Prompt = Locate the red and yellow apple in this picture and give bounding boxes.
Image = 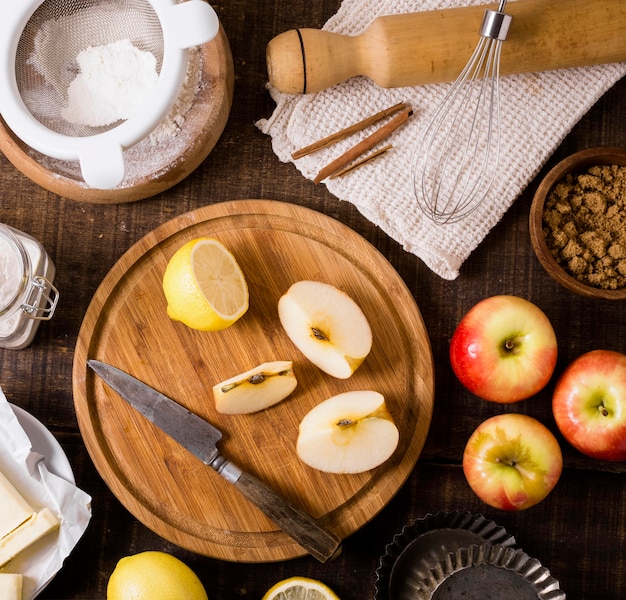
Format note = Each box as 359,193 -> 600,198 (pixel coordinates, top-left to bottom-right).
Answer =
463,413 -> 563,510
450,295 -> 558,403
552,349 -> 626,461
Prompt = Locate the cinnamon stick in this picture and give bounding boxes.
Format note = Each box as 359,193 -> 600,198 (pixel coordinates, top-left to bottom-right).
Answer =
329,144 -> 393,179
291,102 -> 409,160
314,106 -> 412,184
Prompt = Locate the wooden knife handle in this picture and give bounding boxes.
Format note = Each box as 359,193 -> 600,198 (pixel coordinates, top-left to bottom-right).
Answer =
213,457 -> 341,562
266,0 -> 626,94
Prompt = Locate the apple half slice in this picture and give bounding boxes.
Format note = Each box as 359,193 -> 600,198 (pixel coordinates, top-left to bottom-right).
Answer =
278,280 -> 372,379
297,390 -> 399,474
213,361 -> 297,414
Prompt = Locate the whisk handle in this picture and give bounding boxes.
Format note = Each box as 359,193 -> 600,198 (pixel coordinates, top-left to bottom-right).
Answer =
267,0 -> 626,95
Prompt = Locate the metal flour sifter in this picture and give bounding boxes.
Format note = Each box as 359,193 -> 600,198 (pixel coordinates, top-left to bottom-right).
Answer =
0,0 -> 219,189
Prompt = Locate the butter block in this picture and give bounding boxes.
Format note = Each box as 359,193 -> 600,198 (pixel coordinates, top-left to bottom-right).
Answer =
0,508 -> 60,568
0,470 -> 34,540
0,573 -> 23,600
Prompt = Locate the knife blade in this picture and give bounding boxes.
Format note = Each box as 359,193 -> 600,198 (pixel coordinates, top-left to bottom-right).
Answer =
87,359 -> 341,563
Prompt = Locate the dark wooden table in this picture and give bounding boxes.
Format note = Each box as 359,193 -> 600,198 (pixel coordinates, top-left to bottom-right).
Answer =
2,1 -> 626,598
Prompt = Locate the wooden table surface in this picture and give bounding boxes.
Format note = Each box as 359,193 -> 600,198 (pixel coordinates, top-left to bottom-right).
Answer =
2,1 -> 626,598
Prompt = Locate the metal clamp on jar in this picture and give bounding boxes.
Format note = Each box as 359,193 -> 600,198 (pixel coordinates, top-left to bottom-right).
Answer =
0,223 -> 58,349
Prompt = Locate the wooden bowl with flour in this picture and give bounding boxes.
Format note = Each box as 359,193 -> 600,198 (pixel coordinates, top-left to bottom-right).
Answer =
0,26 -> 233,204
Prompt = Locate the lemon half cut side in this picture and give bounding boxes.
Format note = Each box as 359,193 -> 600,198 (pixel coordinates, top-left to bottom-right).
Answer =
162,237 -> 249,331
262,576 -> 341,600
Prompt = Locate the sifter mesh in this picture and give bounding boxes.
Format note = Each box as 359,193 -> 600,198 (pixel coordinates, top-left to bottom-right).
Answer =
15,0 -> 164,138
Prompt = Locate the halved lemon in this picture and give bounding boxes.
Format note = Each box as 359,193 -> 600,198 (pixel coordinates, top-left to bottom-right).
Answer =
162,237 -> 248,331
261,576 -> 340,600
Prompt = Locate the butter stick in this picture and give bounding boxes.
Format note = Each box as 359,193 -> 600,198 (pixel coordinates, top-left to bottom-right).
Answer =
0,508 -> 60,568
0,573 -> 23,600
0,470 -> 34,540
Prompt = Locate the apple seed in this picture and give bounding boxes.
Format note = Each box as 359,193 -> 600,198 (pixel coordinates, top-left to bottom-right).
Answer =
219,373 -> 266,392
311,326 -> 329,342
249,369 -> 293,384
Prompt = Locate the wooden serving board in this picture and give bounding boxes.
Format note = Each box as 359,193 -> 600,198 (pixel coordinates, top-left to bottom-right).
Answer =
72,200 -> 435,562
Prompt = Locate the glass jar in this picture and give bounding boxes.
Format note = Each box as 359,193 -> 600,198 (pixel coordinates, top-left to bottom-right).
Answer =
0,224 -> 59,349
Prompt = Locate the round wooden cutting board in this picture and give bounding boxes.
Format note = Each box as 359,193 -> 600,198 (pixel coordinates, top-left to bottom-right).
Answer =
72,199 -> 435,562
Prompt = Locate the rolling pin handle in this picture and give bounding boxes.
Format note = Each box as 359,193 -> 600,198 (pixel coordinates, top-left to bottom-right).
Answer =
266,28 -> 362,94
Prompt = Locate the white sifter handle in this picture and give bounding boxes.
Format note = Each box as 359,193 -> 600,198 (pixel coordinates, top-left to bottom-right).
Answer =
167,0 -> 220,48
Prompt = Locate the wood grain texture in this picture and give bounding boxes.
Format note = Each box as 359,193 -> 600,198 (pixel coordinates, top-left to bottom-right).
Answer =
0,26 -> 233,204
71,199 -> 434,562
0,0 -> 625,595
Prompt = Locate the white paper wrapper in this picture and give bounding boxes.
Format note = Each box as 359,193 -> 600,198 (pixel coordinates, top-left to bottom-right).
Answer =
0,389 -> 92,599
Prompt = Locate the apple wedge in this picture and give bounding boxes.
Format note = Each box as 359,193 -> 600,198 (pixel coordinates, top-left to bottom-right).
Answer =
278,280 -> 372,379
296,390 -> 399,474
213,361 -> 297,414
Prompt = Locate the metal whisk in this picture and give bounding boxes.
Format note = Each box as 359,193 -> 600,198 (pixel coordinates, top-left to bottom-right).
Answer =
412,0 -> 513,225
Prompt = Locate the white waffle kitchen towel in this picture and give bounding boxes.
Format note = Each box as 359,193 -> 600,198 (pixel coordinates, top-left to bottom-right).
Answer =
257,0 -> 626,280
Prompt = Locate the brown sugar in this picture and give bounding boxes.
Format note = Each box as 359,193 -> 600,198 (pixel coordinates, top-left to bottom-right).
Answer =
542,164 -> 626,290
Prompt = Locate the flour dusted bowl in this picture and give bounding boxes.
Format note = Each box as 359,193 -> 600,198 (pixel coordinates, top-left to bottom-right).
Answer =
0,0 -> 233,202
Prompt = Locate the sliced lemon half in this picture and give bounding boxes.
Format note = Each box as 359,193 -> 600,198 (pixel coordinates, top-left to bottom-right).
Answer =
162,237 -> 249,331
262,576 -> 340,600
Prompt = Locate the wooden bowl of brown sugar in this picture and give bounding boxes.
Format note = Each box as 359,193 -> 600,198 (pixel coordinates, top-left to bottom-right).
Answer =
530,147 -> 626,300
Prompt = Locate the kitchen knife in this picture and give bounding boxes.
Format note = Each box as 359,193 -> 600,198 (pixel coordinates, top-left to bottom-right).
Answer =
87,359 -> 341,563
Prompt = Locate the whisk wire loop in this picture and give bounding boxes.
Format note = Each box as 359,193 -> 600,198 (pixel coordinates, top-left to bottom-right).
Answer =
457,38 -> 502,217
412,3 -> 512,225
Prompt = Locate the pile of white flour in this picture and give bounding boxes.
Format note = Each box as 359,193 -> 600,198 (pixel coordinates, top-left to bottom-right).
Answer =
61,38 -> 158,127
27,3 -> 160,128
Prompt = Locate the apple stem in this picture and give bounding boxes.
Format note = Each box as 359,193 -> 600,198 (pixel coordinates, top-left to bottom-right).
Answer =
504,339 -> 516,353
599,404 -> 610,417
495,457 -> 516,467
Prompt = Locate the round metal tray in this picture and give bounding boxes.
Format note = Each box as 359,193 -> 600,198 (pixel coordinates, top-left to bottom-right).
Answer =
375,511 -> 517,600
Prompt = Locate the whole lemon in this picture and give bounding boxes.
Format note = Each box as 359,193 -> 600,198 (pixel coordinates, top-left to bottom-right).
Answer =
107,551 -> 208,600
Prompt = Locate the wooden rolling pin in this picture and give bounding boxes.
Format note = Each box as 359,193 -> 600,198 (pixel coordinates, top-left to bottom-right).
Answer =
266,0 -> 626,94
